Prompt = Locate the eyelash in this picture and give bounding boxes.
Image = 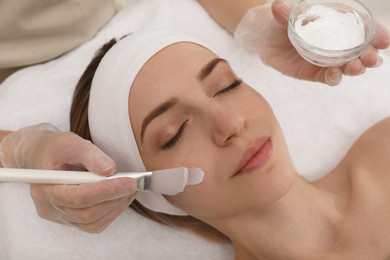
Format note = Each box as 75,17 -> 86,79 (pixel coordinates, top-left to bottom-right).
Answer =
213,79 -> 242,97
160,78 -> 242,150
161,119 -> 188,150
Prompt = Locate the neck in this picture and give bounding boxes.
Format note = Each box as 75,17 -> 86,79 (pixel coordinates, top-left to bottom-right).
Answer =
207,175 -> 348,259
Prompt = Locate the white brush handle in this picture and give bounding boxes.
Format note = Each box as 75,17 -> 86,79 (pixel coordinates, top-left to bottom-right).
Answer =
0,168 -> 107,184
0,167 -> 203,195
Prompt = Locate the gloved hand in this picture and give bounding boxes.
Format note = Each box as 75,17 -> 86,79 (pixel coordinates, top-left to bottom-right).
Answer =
0,123 -> 137,233
234,0 -> 390,86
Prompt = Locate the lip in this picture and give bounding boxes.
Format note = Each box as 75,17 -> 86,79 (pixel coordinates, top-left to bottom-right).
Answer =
233,137 -> 272,177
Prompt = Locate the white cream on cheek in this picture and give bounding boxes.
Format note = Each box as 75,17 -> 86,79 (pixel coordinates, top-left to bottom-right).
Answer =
294,5 -> 365,50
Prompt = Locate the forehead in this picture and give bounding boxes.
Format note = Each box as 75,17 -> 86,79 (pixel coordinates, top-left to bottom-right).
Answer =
128,42 -> 218,130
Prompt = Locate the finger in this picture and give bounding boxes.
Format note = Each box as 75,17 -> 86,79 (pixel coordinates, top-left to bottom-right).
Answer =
32,194 -> 133,227
359,45 -> 379,68
71,196 -> 134,233
30,177 -> 136,208
272,0 -> 291,27
322,67 -> 342,86
371,22 -> 390,50
56,178 -> 136,208
374,56 -> 384,68
58,194 -> 134,224
54,133 -> 117,176
342,58 -> 365,76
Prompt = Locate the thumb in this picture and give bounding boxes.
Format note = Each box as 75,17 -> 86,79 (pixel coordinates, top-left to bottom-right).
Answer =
54,133 -> 117,176
272,0 -> 292,27
81,149 -> 117,176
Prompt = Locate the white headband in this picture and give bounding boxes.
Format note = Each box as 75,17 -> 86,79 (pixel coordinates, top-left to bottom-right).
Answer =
88,30 -> 210,216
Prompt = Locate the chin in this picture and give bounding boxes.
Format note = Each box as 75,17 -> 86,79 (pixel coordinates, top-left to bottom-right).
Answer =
248,154 -> 297,208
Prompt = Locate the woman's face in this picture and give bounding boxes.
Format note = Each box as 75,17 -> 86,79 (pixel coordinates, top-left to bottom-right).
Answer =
129,42 -> 296,220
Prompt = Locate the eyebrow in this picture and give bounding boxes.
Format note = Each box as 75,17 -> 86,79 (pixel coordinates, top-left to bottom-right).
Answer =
140,58 -> 227,143
198,58 -> 227,80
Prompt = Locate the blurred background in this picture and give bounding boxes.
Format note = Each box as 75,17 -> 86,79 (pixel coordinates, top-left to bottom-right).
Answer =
354,0 -> 390,55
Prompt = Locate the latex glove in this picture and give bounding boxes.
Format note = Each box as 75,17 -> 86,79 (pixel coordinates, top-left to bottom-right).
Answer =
234,0 -> 390,86
0,123 -> 136,233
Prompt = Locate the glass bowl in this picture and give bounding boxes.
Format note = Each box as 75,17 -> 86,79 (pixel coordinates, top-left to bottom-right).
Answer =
288,0 -> 376,67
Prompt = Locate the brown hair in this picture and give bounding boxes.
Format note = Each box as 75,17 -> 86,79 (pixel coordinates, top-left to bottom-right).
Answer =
69,36 -> 229,244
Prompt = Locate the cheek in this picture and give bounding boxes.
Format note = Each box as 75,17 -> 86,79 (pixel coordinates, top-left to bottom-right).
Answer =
166,174 -> 231,218
230,88 -> 273,125
167,163 -> 296,219
149,144 -> 234,218
142,137 -> 211,170
141,121 -> 217,169
244,91 -> 272,116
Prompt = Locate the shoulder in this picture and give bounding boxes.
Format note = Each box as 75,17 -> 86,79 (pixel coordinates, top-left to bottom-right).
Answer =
344,116 -> 390,177
314,117 -> 390,195
353,116 -> 390,157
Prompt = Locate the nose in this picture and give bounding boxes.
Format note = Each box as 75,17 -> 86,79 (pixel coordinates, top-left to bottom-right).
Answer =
208,103 -> 246,146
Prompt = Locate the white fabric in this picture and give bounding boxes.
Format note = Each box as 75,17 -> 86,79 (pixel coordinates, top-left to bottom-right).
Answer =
234,3 -> 273,53
0,0 -> 389,259
89,29 -> 210,216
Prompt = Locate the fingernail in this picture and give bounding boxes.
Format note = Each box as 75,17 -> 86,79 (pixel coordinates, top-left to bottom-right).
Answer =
93,155 -> 116,175
374,56 -> 383,68
112,179 -> 136,198
359,66 -> 366,75
327,70 -> 342,86
121,178 -> 137,193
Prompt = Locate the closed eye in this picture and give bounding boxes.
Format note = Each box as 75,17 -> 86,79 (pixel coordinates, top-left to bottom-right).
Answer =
161,119 -> 189,150
214,79 -> 242,97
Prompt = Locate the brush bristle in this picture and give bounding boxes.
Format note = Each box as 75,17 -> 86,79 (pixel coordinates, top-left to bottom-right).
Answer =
150,167 -> 188,195
150,167 -> 204,195
188,168 -> 204,185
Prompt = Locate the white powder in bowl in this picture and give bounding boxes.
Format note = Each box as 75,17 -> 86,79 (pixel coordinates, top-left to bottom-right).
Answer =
294,5 -> 365,50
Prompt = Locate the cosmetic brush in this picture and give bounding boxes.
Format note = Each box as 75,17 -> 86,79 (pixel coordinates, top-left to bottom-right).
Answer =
0,167 -> 204,195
